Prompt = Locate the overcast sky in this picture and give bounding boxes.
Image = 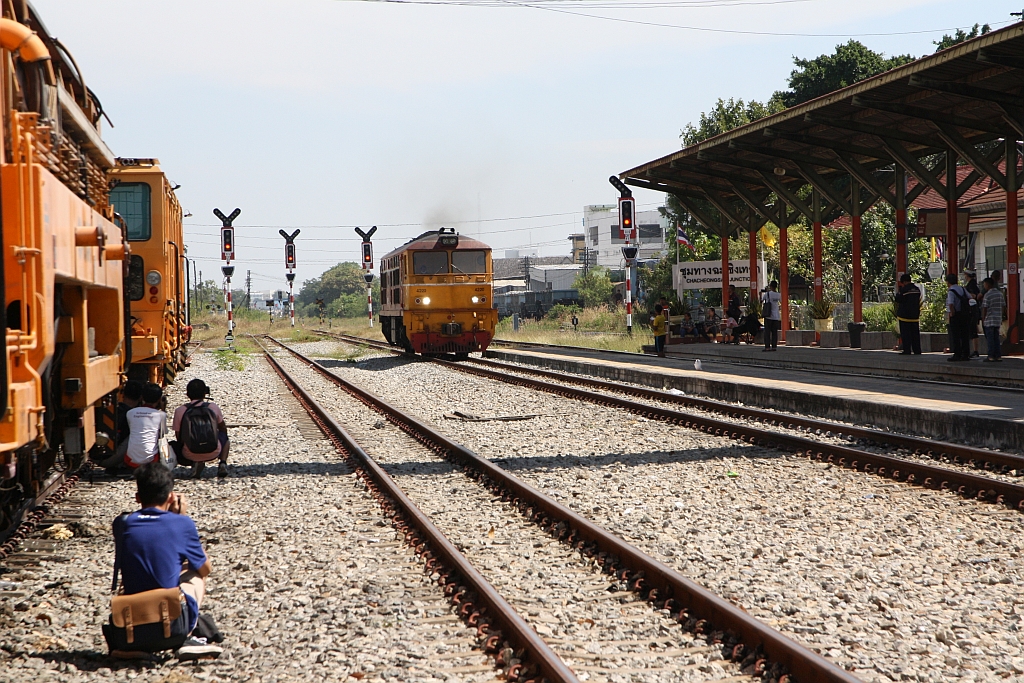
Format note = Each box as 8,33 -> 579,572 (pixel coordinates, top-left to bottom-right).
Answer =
36,0 -> 1012,292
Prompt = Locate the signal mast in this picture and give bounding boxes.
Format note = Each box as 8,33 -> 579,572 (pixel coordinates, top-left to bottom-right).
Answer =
610,177 -> 637,334
355,226 -> 377,327
214,207 -> 241,345
279,229 -> 300,327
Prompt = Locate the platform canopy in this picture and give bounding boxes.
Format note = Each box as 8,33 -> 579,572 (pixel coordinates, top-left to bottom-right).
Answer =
620,22 -> 1024,236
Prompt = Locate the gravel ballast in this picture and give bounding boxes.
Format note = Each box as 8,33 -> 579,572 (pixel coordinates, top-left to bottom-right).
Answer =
0,352 -> 500,682
308,350 -> 1024,683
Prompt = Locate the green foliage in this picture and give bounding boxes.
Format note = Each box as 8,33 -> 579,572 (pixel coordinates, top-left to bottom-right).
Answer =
547,303 -> 580,320
782,40 -> 915,106
681,96 -> 786,146
807,297 -> 834,320
212,348 -> 246,371
862,301 -> 897,333
573,267 -> 613,308
920,282 -> 948,333
934,24 -> 990,52
295,261 -> 380,318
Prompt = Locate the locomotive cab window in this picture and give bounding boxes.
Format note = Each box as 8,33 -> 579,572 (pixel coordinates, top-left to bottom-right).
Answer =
413,251 -> 448,275
451,250 -> 486,274
110,183 -> 152,241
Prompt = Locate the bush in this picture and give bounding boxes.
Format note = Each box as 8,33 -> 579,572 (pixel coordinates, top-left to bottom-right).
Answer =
862,302 -> 897,332
546,303 -> 581,321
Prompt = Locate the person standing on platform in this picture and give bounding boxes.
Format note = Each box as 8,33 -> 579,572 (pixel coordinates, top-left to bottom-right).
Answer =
981,277 -> 1003,362
963,269 -> 982,358
651,304 -> 667,358
761,281 -> 781,352
945,273 -> 971,362
725,285 -> 742,344
894,274 -> 922,355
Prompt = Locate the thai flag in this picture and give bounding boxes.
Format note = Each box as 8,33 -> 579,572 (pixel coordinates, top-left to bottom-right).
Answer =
677,226 -> 695,252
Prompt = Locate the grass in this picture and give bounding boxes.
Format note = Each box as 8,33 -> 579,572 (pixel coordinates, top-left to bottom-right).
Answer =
495,305 -> 652,353
211,348 -> 247,371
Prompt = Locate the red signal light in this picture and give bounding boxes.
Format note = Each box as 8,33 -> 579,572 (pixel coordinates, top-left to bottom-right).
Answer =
361,241 -> 373,264
285,243 -> 296,268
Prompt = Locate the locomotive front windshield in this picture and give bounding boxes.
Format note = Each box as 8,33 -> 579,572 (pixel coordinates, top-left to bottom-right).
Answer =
451,250 -> 486,274
110,182 -> 152,241
413,251 -> 448,275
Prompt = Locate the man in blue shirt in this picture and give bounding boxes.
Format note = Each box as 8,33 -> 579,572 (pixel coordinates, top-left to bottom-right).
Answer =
113,462 -> 221,659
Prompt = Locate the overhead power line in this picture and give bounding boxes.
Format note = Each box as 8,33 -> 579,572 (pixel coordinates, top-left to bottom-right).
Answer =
339,0 -> 1008,37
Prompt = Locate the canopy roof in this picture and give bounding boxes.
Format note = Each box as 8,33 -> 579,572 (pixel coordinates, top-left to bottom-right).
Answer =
619,22 -> 1024,236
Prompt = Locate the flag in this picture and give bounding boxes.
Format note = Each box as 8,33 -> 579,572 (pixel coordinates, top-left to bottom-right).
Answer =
676,225 -> 695,252
759,226 -> 777,248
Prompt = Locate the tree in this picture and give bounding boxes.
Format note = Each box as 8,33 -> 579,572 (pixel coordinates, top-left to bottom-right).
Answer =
934,24 -> 990,52
781,40 -> 914,107
573,267 -> 613,308
681,96 -> 786,147
296,262 -> 367,308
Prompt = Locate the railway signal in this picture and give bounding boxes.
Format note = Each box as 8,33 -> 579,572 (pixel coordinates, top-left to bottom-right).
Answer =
279,229 -> 300,327
355,226 -> 377,327
214,207 -> 241,345
609,179 -> 637,334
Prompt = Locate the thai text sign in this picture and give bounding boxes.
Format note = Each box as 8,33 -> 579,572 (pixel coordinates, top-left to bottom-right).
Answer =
673,260 -> 767,291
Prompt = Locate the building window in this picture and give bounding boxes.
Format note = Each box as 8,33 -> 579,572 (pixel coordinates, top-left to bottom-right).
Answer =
589,226 -> 598,245
638,224 -> 662,243
110,183 -> 152,241
610,225 -> 624,244
985,245 -> 1007,273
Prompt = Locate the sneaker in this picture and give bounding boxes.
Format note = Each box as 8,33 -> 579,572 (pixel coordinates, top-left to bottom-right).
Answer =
217,462 -> 228,478
177,636 -> 222,661
188,462 -> 206,479
970,351 -> 980,358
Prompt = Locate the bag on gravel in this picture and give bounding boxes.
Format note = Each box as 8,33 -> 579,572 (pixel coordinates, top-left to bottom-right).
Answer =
182,402 -> 218,455
192,613 -> 224,643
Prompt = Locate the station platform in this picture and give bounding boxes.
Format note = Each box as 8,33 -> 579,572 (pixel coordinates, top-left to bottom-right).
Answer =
485,342 -> 1024,451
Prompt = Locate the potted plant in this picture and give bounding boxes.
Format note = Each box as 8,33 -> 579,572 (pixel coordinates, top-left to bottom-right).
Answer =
808,297 -> 835,332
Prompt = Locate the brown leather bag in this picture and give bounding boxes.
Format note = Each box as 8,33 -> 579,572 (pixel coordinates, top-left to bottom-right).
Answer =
111,588 -> 183,643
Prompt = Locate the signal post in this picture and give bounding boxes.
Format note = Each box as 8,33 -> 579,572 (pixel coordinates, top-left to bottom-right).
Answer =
280,229 -> 300,327
355,226 -> 377,327
214,207 -> 241,345
610,177 -> 636,334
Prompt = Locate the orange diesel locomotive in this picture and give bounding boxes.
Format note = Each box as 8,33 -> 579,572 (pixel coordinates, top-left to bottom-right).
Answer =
379,229 -> 495,358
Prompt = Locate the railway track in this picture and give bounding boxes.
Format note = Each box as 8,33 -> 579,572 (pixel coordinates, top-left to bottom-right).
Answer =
314,331 -> 1024,511
261,335 -> 860,683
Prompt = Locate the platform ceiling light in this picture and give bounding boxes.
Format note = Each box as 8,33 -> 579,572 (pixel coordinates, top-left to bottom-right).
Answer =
773,166 -> 786,176
145,270 -> 162,286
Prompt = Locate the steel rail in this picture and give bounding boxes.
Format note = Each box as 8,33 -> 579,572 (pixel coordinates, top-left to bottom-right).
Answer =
253,336 -> 578,683
272,336 -> 863,683
321,331 -> 1024,483
0,468 -> 82,558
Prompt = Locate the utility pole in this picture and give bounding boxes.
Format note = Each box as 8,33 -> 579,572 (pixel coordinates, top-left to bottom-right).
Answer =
245,270 -> 252,310
214,207 -> 240,346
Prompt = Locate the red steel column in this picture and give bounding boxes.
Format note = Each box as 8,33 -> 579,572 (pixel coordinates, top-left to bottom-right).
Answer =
749,224 -> 757,302
895,165 -> 907,280
851,179 -> 863,323
1008,139 -> 1020,344
813,190 -> 823,302
778,201 -> 789,341
946,151 -> 959,277
721,217 -> 730,313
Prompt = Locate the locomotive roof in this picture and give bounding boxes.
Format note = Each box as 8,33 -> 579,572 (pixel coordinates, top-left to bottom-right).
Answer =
383,230 -> 491,259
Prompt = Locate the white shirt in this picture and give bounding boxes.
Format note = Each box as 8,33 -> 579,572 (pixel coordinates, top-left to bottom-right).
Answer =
125,406 -> 166,466
762,291 -> 782,320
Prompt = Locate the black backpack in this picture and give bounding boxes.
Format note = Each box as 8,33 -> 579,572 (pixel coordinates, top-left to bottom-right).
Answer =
951,286 -> 972,323
182,402 -> 219,454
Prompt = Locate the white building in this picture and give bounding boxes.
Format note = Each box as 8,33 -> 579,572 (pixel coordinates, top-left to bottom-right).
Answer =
583,205 -> 669,268
528,264 -> 583,292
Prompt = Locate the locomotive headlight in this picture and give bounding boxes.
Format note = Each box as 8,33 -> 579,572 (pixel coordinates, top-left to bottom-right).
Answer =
422,297 -> 431,305
471,296 -> 479,304
145,270 -> 162,286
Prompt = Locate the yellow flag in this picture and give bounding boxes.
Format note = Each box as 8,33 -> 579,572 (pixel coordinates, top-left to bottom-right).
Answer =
759,226 -> 777,248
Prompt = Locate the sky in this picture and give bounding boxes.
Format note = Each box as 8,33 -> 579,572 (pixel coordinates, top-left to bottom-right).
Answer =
35,0 -> 1015,293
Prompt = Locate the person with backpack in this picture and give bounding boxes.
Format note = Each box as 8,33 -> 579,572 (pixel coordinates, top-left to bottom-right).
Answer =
963,269 -> 982,358
172,379 -> 231,479
105,462 -> 222,660
945,273 -> 972,362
